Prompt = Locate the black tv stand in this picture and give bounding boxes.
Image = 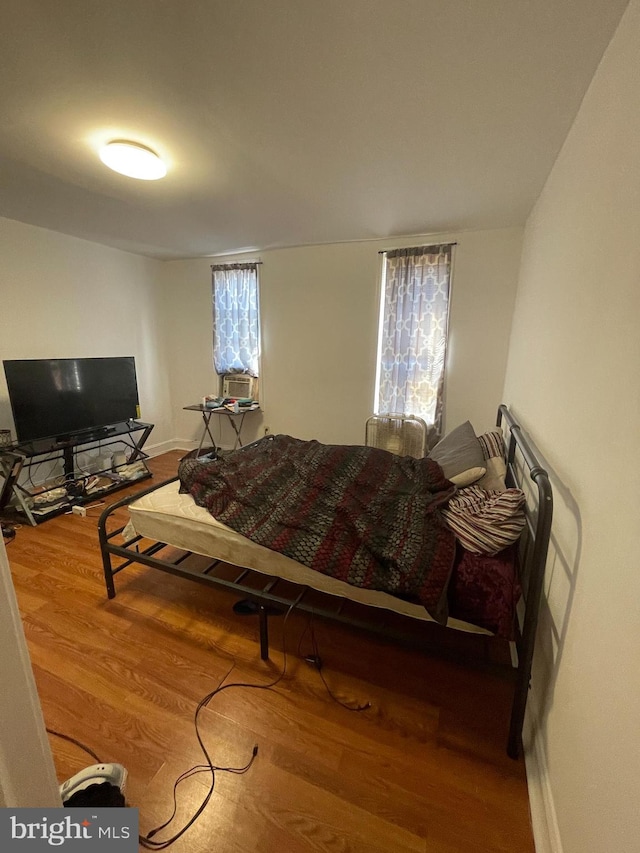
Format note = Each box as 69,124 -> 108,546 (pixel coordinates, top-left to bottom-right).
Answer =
0,421 -> 154,525
55,427 -> 119,474
62,444 -> 75,481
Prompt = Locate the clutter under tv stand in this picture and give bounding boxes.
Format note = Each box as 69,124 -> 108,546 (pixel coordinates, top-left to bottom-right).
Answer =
0,420 -> 154,525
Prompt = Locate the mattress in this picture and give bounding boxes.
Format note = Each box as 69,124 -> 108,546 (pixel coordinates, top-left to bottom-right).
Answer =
127,479 -> 491,635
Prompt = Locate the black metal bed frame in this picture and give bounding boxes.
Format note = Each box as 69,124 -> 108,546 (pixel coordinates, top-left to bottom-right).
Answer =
98,404 -> 552,759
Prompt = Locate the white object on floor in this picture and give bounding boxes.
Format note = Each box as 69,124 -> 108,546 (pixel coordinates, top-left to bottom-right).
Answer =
60,763 -> 127,804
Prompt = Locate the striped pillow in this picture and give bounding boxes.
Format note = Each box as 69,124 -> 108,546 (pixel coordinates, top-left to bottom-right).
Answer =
441,485 -> 526,555
478,429 -> 506,460
475,429 -> 507,491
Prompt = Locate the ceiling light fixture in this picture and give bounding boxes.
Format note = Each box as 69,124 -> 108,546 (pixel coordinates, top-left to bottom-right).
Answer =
99,140 -> 167,180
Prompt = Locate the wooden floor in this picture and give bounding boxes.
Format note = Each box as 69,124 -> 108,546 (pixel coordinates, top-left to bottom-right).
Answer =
5,451 -> 534,852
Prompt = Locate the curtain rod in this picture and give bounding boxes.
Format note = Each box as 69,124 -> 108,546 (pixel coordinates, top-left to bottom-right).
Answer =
378,242 -> 457,254
211,261 -> 264,267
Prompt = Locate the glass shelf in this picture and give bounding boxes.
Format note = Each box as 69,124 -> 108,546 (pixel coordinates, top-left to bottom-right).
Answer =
0,421 -> 154,525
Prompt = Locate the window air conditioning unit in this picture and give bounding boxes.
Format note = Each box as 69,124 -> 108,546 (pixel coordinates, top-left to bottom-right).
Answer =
222,374 -> 258,400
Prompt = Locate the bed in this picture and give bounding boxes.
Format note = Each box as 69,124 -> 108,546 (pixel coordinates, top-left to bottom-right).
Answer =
98,404 -> 552,758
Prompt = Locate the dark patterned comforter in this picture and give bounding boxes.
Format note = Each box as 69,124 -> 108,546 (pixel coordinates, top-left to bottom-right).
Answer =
179,435 -> 457,622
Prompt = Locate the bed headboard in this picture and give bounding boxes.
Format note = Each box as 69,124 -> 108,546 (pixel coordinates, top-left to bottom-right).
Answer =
497,404 -> 553,755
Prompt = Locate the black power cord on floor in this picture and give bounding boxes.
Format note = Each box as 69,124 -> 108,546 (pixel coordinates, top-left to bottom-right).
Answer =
46,592 -> 369,849
46,727 -> 102,764
46,595 -> 303,850
298,614 -> 372,713
138,594 -> 304,851
142,746 -> 257,844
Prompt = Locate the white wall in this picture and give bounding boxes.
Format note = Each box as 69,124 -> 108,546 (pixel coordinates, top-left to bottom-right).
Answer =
503,2 -> 640,851
0,217 -> 173,454
161,227 -> 522,450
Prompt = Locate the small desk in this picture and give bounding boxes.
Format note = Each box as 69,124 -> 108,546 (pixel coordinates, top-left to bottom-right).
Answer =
184,404 -> 261,455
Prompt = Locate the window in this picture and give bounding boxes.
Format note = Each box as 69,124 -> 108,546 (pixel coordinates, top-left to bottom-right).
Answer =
375,244 -> 453,446
211,262 -> 261,377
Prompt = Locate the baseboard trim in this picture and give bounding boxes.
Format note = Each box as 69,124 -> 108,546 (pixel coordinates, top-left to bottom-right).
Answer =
524,705 -> 563,853
144,438 -> 191,457
156,439 -> 235,454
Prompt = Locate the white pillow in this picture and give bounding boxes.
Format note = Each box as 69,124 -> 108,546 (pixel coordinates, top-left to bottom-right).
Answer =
475,457 -> 507,491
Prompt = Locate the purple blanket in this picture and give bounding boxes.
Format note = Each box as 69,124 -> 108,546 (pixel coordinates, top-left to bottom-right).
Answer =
179,435 -> 457,622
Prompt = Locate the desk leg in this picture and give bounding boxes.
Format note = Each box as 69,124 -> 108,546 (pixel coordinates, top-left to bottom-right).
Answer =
198,411 -> 218,456
226,412 -> 247,450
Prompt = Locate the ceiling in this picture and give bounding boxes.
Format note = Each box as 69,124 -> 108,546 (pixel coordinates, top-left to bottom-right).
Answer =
0,0 -> 629,260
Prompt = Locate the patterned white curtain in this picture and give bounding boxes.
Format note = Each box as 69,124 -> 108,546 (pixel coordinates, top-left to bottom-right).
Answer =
211,263 -> 260,377
376,244 -> 453,445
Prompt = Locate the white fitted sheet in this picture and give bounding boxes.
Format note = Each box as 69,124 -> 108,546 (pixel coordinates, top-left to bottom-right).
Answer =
127,479 -> 491,635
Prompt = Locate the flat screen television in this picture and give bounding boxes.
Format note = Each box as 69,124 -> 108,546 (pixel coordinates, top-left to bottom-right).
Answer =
3,357 -> 140,444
